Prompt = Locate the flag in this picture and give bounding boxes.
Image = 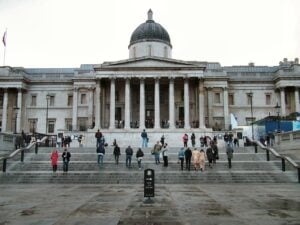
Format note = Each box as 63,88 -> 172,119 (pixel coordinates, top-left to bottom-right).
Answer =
2,31 -> 7,47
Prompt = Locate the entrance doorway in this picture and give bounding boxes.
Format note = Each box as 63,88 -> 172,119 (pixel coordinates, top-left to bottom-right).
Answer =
115,107 -> 122,128
146,109 -> 154,128
178,107 -> 184,128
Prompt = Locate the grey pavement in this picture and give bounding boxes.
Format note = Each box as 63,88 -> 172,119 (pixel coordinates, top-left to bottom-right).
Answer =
0,183 -> 300,225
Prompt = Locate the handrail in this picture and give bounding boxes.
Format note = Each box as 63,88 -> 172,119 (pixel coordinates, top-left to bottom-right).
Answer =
246,136 -> 300,183
0,136 -> 48,172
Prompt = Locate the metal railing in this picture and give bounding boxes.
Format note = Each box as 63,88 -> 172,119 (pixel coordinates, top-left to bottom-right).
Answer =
247,136 -> 300,183
0,136 -> 48,173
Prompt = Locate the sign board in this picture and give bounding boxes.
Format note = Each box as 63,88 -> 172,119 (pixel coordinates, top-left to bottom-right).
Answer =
144,169 -> 155,198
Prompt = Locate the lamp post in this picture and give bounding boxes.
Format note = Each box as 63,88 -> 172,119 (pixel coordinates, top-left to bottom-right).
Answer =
274,103 -> 281,133
13,107 -> 20,134
46,95 -> 50,134
248,92 -> 254,140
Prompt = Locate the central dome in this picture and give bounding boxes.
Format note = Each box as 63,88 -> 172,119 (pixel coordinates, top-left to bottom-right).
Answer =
129,9 -> 172,48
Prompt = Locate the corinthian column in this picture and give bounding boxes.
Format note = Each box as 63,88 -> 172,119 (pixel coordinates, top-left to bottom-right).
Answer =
124,78 -> 131,129
88,86 -> 94,127
16,88 -> 22,133
198,79 -> 205,128
223,87 -> 229,130
280,88 -> 286,116
2,88 -> 8,132
139,78 -> 145,129
109,78 -> 116,129
295,87 -> 299,113
154,78 -> 160,129
95,79 -> 101,129
72,87 -> 78,131
169,77 -> 175,129
184,78 -> 190,129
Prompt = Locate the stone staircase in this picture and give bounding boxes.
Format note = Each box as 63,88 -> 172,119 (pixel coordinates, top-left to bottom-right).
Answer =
0,144 -> 298,184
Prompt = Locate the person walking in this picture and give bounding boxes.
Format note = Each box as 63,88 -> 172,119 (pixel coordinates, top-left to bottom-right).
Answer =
125,145 -> 133,168
95,129 -> 102,148
191,133 -> 196,147
192,148 -> 201,171
62,148 -> 71,173
136,148 -> 144,170
113,144 -> 121,165
178,148 -> 185,170
206,145 -> 214,168
162,143 -> 169,167
50,149 -> 59,173
211,141 -> 219,164
185,147 -> 192,171
226,143 -> 234,169
182,134 -> 188,148
141,129 -> 148,148
96,143 -> 105,166
152,141 -> 162,164
199,149 -> 206,172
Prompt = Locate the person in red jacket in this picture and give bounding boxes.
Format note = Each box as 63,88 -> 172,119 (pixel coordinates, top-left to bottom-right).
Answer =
50,149 -> 59,173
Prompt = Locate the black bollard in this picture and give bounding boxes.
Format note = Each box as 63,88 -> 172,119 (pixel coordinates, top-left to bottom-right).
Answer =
266,149 -> 270,161
3,158 -> 7,172
35,142 -> 38,154
21,150 -> 24,162
254,143 -> 258,153
281,158 -> 285,172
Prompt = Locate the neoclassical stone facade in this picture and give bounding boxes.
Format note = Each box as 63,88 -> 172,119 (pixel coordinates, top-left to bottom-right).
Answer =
0,10 -> 299,144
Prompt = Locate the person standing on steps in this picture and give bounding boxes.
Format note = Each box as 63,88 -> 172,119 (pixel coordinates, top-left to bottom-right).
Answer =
191,133 -> 196,148
185,147 -> 192,171
50,149 -> 59,173
162,143 -> 169,167
136,148 -> 144,170
96,142 -> 105,166
141,129 -> 148,148
226,143 -> 234,169
152,141 -> 162,164
95,129 -> 102,148
62,148 -> 71,173
199,149 -> 206,172
113,144 -> 121,165
160,135 -> 165,146
192,148 -> 201,171
178,147 -> 185,170
183,134 -> 188,148
211,141 -> 219,164
206,145 -> 214,168
125,145 -> 133,168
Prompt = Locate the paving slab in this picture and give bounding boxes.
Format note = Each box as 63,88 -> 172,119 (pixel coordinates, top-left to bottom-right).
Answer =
0,184 -> 299,225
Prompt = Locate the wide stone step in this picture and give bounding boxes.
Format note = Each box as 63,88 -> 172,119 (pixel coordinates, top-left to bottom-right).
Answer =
0,171 -> 297,184
5,161 -> 293,171
24,152 -> 267,161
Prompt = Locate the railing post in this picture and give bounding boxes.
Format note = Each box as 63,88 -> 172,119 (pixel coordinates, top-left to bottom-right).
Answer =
254,143 -> 257,153
281,158 -> 285,172
266,149 -> 270,161
35,141 -> 39,154
21,150 -> 24,162
298,168 -> 300,183
3,158 -> 7,172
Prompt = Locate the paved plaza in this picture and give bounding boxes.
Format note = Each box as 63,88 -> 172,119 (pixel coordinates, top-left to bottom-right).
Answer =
0,183 -> 299,225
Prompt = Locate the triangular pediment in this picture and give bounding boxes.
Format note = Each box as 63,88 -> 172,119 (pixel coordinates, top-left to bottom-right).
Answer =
95,56 -> 206,70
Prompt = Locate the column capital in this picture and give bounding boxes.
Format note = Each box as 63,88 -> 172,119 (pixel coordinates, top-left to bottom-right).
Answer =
206,87 -> 213,91
73,87 -> 79,92
222,87 -> 228,91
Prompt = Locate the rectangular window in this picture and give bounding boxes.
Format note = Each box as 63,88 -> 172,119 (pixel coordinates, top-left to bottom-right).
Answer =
67,95 -> 73,106
28,119 -> 37,133
116,91 -> 119,102
229,93 -> 234,105
31,95 -> 37,106
265,94 -> 271,105
181,90 -> 184,101
65,118 -> 72,131
81,93 -> 87,104
247,93 -> 253,105
48,119 -> 55,133
49,96 -> 55,106
214,93 -> 221,104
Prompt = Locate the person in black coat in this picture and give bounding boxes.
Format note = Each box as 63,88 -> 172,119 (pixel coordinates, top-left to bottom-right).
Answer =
113,144 -> 121,165
62,148 -> 71,173
206,146 -> 214,168
185,147 -> 192,171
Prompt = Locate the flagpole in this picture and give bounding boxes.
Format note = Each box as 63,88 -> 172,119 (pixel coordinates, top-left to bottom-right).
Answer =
3,28 -> 7,66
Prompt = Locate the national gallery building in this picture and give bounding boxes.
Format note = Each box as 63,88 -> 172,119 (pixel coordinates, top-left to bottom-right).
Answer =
0,10 -> 299,145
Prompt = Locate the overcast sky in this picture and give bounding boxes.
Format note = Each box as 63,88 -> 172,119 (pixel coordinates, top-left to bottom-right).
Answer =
0,0 -> 299,68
